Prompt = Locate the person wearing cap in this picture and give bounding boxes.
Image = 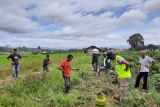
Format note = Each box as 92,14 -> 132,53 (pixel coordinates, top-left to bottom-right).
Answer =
92,48 -> 100,72
107,52 -> 131,101
7,49 -> 21,79
43,54 -> 51,72
135,51 -> 155,90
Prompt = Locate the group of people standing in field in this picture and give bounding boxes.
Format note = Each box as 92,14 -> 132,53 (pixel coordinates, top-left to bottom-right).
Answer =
7,48 -> 155,102
91,48 -> 155,102
7,49 -> 79,94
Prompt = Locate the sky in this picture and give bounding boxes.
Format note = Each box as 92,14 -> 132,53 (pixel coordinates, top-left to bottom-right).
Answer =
0,0 -> 160,49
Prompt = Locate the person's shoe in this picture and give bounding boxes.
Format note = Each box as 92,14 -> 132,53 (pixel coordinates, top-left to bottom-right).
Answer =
91,68 -> 94,71
134,88 -> 139,92
142,88 -> 149,93
15,77 -> 19,80
63,89 -> 69,94
65,91 -> 69,94
135,86 -> 139,89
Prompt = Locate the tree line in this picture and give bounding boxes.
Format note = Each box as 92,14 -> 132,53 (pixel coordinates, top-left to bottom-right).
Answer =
127,33 -> 159,51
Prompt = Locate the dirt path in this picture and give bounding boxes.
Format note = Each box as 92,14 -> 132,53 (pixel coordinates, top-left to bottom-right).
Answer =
73,66 -> 118,107
89,71 -> 118,106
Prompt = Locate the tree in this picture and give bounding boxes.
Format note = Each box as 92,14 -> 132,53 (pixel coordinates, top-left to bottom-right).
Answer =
146,44 -> 158,51
127,33 -> 144,50
37,46 -> 41,50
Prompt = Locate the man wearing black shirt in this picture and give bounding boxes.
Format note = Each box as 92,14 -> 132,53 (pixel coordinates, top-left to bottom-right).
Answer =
43,54 -> 50,72
7,49 -> 21,79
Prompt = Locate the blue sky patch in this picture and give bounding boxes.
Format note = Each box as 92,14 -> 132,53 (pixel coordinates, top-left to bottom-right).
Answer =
27,16 -> 62,31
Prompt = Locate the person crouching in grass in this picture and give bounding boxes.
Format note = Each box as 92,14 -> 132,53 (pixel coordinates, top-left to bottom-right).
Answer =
58,55 -> 79,93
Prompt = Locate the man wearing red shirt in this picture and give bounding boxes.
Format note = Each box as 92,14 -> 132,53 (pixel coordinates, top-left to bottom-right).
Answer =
58,55 -> 79,93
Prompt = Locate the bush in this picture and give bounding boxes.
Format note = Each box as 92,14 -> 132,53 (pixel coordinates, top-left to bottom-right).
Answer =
121,93 -> 148,107
153,74 -> 160,92
152,90 -> 160,105
150,63 -> 160,75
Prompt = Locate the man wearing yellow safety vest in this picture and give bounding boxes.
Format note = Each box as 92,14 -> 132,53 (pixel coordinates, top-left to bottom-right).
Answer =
107,52 -> 131,102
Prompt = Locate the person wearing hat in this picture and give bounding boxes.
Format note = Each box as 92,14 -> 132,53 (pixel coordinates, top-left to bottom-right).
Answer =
43,54 -> 51,72
7,49 -> 21,79
107,52 -> 131,101
92,48 -> 100,72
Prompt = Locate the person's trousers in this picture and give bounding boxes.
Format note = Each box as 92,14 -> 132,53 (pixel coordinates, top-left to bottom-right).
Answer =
63,76 -> 70,93
135,72 -> 148,89
43,66 -> 49,72
118,79 -> 128,98
104,66 -> 109,73
92,60 -> 98,72
12,64 -> 19,78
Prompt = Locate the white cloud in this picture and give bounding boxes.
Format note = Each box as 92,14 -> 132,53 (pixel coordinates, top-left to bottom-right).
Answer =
143,33 -> 160,45
119,9 -> 146,25
152,17 -> 160,27
142,0 -> 160,14
70,0 -> 143,12
0,0 -> 159,48
0,0 -> 41,33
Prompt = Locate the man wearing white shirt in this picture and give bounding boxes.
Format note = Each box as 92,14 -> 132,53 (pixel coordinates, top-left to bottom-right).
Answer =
103,52 -> 110,72
92,48 -> 100,72
135,51 -> 155,90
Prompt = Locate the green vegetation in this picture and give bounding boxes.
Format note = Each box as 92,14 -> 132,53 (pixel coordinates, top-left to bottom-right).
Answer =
0,51 -> 160,107
0,54 -> 44,79
0,53 -> 95,107
117,51 -> 160,107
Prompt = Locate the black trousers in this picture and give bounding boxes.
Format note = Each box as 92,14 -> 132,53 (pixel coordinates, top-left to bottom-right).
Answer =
135,72 -> 148,89
92,60 -> 98,72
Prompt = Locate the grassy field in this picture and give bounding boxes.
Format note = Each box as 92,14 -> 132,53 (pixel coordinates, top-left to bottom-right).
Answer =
0,52 -> 95,107
0,53 -> 83,78
0,51 -> 160,107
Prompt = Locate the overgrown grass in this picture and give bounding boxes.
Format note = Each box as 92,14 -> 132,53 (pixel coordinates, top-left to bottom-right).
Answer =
0,52 -> 94,107
116,51 -> 160,107
0,54 -> 45,79
0,51 -> 160,107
